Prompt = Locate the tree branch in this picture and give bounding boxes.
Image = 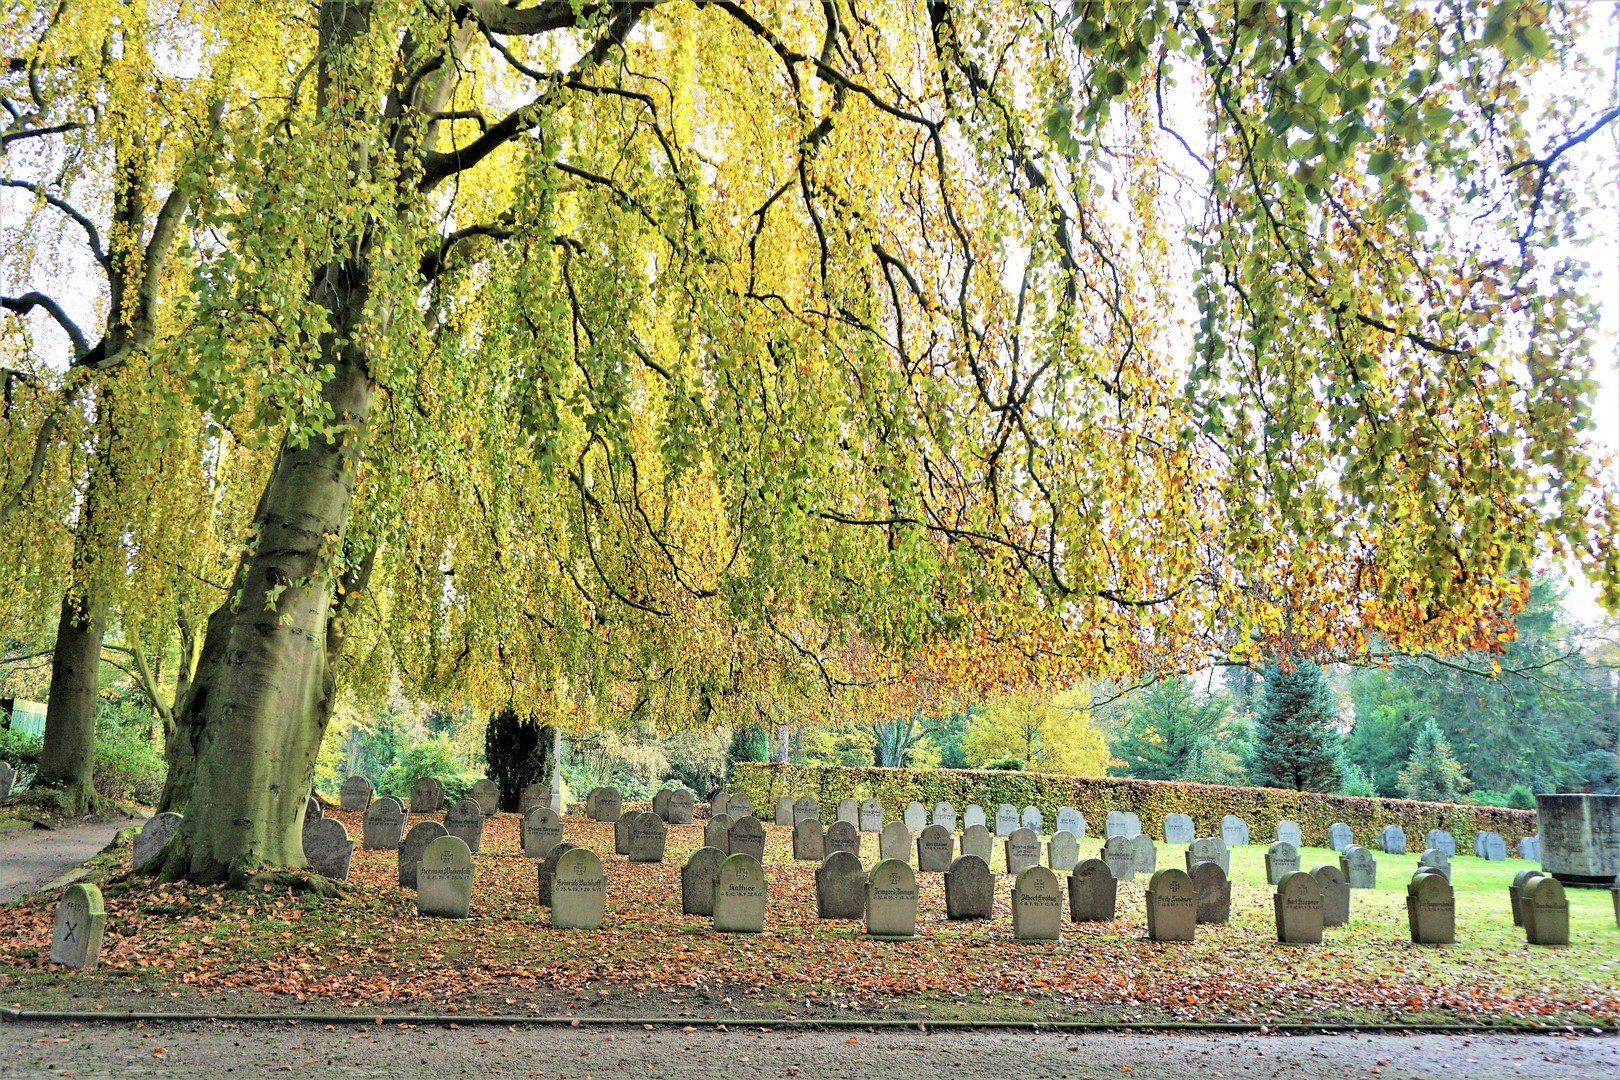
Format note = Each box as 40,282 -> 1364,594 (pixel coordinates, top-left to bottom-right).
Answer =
1,291 -> 89,358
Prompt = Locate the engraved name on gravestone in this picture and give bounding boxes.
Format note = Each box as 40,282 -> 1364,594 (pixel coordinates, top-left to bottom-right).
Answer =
399,821 -> 448,888
415,835 -> 473,918
1005,827 -> 1041,876
593,787 -> 622,824
134,813 -> 182,870
1129,833 -> 1157,875
1426,829 -> 1456,858
1407,872 -> 1455,944
445,797 -> 486,853
1379,824 -> 1407,855
859,799 -> 884,833
904,801 -> 928,831
1146,868 -> 1197,941
1101,835 -> 1136,882
837,798 -> 859,826
944,853 -> 993,919
1021,806 -> 1044,835
728,793 -> 756,820
519,783 -> 550,816
1265,841 -> 1301,885
713,853 -> 768,933
775,796 -> 795,827
470,779 -> 500,818
1069,858 -> 1117,922
994,804 -> 1019,837
879,820 -> 912,864
362,801 -> 406,851
49,883 -> 106,971
410,776 -> 446,815
865,860 -> 918,938
1311,864 -> 1350,927
1012,865 -> 1062,941
917,824 -> 954,872
628,812 -> 668,863
1510,869 -> 1544,926
1056,807 -> 1085,839
1184,836 -> 1229,876
302,817 -> 354,880
793,795 -> 818,825
1220,815 -> 1249,846
522,807 -> 563,859
681,846 -> 725,916
1340,845 -> 1377,889
824,820 -> 860,857
1522,876 -> 1570,947
816,850 -> 866,919
1274,870 -> 1325,944
536,841 -> 576,907
729,815 -> 767,862
1120,812 -> 1143,838
1276,820 -> 1303,849
933,802 -> 957,831
340,775 -> 373,811
1328,822 -> 1354,852
1048,830 -> 1080,873
793,818 -> 825,862
1163,814 -> 1195,846
963,804 -> 987,831
1191,861 -> 1231,924
703,814 -> 733,854
1417,848 -> 1451,882
1105,810 -> 1129,838
959,822 -> 992,863
551,848 -> 606,930
666,789 -> 694,825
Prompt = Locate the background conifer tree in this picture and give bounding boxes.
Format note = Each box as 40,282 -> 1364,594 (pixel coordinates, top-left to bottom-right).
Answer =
1249,662 -> 1344,792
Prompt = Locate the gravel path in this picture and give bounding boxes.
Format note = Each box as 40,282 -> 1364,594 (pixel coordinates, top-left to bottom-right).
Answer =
0,821 -> 126,904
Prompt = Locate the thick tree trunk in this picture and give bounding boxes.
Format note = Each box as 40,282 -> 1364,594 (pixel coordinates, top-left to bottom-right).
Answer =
33,590 -> 109,813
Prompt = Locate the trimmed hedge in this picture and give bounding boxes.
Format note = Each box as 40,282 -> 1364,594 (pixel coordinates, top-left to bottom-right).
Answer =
731,762 -> 1537,850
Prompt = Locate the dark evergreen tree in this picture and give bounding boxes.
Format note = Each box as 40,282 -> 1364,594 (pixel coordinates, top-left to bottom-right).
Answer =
483,707 -> 556,813
1341,698 -> 1423,797
1398,718 -> 1470,802
724,724 -> 770,781
1249,661 -> 1344,791
1112,676 -> 1240,782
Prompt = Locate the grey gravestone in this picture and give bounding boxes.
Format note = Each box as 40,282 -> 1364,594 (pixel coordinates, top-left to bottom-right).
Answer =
1417,848 -> 1451,882
1522,876 -> 1570,946
865,859 -> 918,938
593,787 -> 622,823
1119,812 -> 1143,838
585,788 -> 601,817
1101,835 -> 1136,882
713,853 -> 767,933
0,761 -> 12,798
1220,815 -> 1249,846
363,799 -> 407,851
1328,822 -> 1354,852
340,776 -> 373,810
1265,841 -> 1301,885
1163,813 -> 1195,845
859,798 -> 884,832
1048,830 -> 1080,873
703,813 -> 734,854
793,795 -> 818,825
1379,824 -> 1407,855
1340,845 -> 1377,889
614,812 -> 635,855
1311,864 -> 1350,927
399,821 -> 448,888
824,820 -> 860,857
134,813 -> 183,870
1427,829 -> 1456,858
1472,831 -> 1485,857
302,817 -> 353,880
959,823 -> 992,863
49,883 -> 106,970
837,798 -> 859,826
628,812 -> 667,863
1068,858 -> 1117,922
1276,820 -> 1303,849
994,804 -> 1019,837
444,797 -> 485,853
816,850 -> 867,919
305,795 -> 322,821
793,819 -> 825,862
775,796 -> 794,827
384,794 -> 406,815
415,835 -> 473,918
917,824 -> 954,872
1146,868 -> 1197,941
1056,807 -> 1085,838
1406,872 -> 1455,944
1129,833 -> 1157,875
1480,831 -> 1507,861
1021,806 -> 1044,835
707,788 -> 726,816
945,853 -> 993,919
410,776 -> 446,815
1536,793 -> 1620,886
551,848 -> 606,929
1105,810 -> 1130,838
728,793 -> 755,820
904,801 -> 928,831
879,820 -> 912,864
519,783 -> 550,816
666,790 -> 694,824
963,804 -> 986,831
1519,835 -> 1540,861
932,802 -> 957,831
470,779 -> 500,818
681,846 -> 725,916
1510,869 -> 1544,926
521,807 -> 563,858
536,842 -> 576,906
652,789 -> 672,821
1191,861 -> 1231,924
1185,836 -> 1228,876
1274,870 -> 1325,944
1005,827 -> 1041,875
729,815 -> 766,861
1012,865 -> 1062,941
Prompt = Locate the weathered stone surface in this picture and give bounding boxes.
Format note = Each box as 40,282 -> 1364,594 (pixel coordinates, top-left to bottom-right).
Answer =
837,798 -> 859,826
615,812 -> 634,856
1265,841 -> 1301,885
49,884 -> 106,971
340,775 -> 373,811
713,853 -> 767,933
363,800 -> 406,851
1510,869 -> 1544,926
917,824 -> 954,872
585,788 -> 601,817
1106,811 -> 1142,839
959,823 -> 992,863
1426,829 -> 1456,858
963,804 -> 986,831
1185,836 -> 1229,877
1379,824 -> 1407,856
1146,868 -> 1197,941
994,804 -> 1019,837
793,819 -> 825,862
859,798 -> 884,832
666,790 -> 694,824
879,820 -> 912,864
306,795 -> 322,821
1311,864 -> 1350,927
1340,845 -> 1377,889
444,797 -> 485,853
551,848 -> 606,930
681,846 -> 725,916
904,801 -> 928,831
383,795 -> 406,815
1068,858 -> 1117,922
824,820 -> 860,857
703,813 -> 733,854
729,815 -> 766,861
1519,835 -> 1540,861
1005,827 -> 1041,875
793,795 -> 818,824
1536,793 -> 1620,886
399,821 -> 449,888
1012,866 -> 1062,941
1477,831 -> 1506,861
707,788 -> 726,816
1220,815 -> 1249,847
1129,833 -> 1157,875
134,813 -> 182,870
775,796 -> 795,827
1191,861 -> 1230,924
0,761 -> 12,798
1101,835 -> 1136,882
1276,820 -> 1303,849
1407,872 -> 1455,944
521,807 -> 563,859
519,783 -> 551,816
1328,822 -> 1354,852
470,779 -> 500,818
1417,848 -> 1451,882
410,776 -> 446,815
592,787 -> 622,823
1274,871 -> 1325,944
535,842 -> 576,907
1021,806 -> 1044,835
1163,813 -> 1195,845
945,854 -> 993,919
1055,807 -> 1085,838
727,793 -> 755,820
865,859 -> 918,937
628,812 -> 668,863
933,802 -> 957,831
1047,830 -> 1080,873
816,850 -> 867,919
415,836 -> 473,918
653,789 -> 672,821
1522,875 -> 1570,946
302,817 -> 353,880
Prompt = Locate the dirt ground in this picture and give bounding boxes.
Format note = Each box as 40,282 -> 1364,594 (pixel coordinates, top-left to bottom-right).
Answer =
0,822 -> 129,905
1,1020 -> 1617,1079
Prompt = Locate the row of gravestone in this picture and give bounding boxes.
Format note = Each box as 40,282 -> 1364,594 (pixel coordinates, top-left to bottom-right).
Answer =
340,775 -> 570,819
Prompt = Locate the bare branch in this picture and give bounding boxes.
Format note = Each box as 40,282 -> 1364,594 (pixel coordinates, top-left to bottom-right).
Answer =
1,291 -> 90,358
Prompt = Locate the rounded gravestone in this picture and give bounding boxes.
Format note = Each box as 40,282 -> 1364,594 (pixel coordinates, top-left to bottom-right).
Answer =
536,841 -> 576,907
550,847 -> 606,929
49,883 -> 106,971
1047,830 -> 1080,873
1068,858 -> 1116,922
945,854 -> 993,920
792,818 -> 825,862
521,806 -> 564,859
682,846 -> 725,916
1055,806 -> 1085,839
1012,865 -> 1062,941
1219,815 -> 1249,847
994,804 -> 1018,837
713,853 -> 768,933
1379,824 -> 1407,855
410,776 -> 446,815
824,820 -> 860,857
775,796 -> 795,827
1128,832 -> 1157,875
1311,864 -> 1350,927
340,775 -> 373,811
858,798 -> 883,833
1406,872 -> 1455,944
1100,834 -> 1136,882
1522,876 -> 1570,946
793,795 -> 819,825
415,835 -> 473,918
666,789 -> 695,824
1005,827 -> 1040,876
592,787 -> 622,823
363,800 -> 406,851
470,779 -> 500,818
305,795 -> 323,821
1275,820 -> 1303,849
729,815 -> 766,861
444,796 -> 486,853
627,811 -> 668,863
1185,836 -> 1228,876
303,816 -> 354,880
932,802 -> 957,832
1340,845 -> 1377,889
399,820 -> 449,888
837,798 -> 859,826
1020,806 -> 1044,835
1145,868 -> 1197,941
1537,794 -> 1620,886
1417,847 -> 1451,882
963,804 -> 986,831
865,859 -> 918,938
1191,861 -> 1230,924
133,813 -> 183,871
1265,841 -> 1301,885
1328,822 -> 1354,852
959,822 -> 992,864
879,820 -> 911,864
1163,813 -> 1194,846
1274,870 -> 1325,944
816,850 -> 867,919
703,813 -> 733,854
519,783 -> 550,816
916,824 -> 954,872
1426,829 -> 1456,858
904,801 -> 928,831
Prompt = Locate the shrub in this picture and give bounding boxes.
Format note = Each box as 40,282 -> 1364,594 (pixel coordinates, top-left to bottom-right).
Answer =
0,728 -> 42,791
983,755 -> 1025,771
379,735 -> 481,804
1507,784 -> 1536,810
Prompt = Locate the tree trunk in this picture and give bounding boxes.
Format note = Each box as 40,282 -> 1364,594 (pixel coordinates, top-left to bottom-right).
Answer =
33,590 -> 109,813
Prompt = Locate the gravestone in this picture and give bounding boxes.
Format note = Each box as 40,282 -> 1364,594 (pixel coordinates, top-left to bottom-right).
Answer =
1274,871 -> 1325,944
1012,865 -> 1062,941
519,783 -> 550,816
1163,814 -> 1195,845
1048,830 -> 1080,873
959,822 -> 992,863
585,788 -> 601,817
681,846 -> 725,916
1328,822 -> 1354,852
917,824 -> 954,872
904,801 -> 928,831
994,804 -> 1019,837
824,820 -> 860,857
1184,836 -> 1228,877
865,859 -> 918,938
1220,815 -> 1249,846
302,817 -> 353,880
1406,872 -> 1455,944
1276,820 -> 1303,849
1426,829 -> 1456,858
49,884 -> 106,971
383,794 -> 406,815
444,797 -> 485,853
1119,812 -> 1143,838
340,775 -> 373,810
551,848 -> 606,929
1480,831 -> 1507,862
1129,833 -> 1157,875
793,795 -> 818,825
615,811 -> 634,856
1379,824 -> 1407,855
708,788 -> 727,816
399,821 -> 448,888
305,795 -> 322,821
362,800 -> 405,851
729,815 -> 767,861
666,789 -> 694,824
1191,861 -> 1231,924
1021,806 -> 1044,835
1105,810 -> 1131,838
593,787 -> 622,823
859,798 -> 884,832
1265,840 -> 1301,885
945,854 -> 994,919
1417,847 -> 1451,882
1536,793 -> 1620,886
703,813 -> 734,854
470,779 -> 500,818
963,804 -> 986,831
0,761 -> 12,798
628,812 -> 668,863
1311,864 -> 1350,927
1068,858 -> 1117,922
1521,876 -> 1570,947
134,813 -> 183,869
837,798 -> 859,826
1340,845 -> 1377,889
816,850 -> 867,919
793,818 -> 825,862
932,802 -> 957,831
652,789 -> 671,821
879,820 -> 912,864
713,853 -> 767,933
415,835 -> 473,918
1056,807 -> 1085,838
1145,868 -> 1197,941
1519,835 -> 1540,862
1005,827 -> 1041,875
1510,869 -> 1544,927
521,807 -> 563,859
1100,835 -> 1136,882
775,796 -> 795,827
728,793 -> 756,820
410,776 -> 445,815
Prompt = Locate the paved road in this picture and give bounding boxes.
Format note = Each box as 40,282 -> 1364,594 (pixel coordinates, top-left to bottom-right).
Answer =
0,1022 -> 1615,1079
0,821 -> 126,904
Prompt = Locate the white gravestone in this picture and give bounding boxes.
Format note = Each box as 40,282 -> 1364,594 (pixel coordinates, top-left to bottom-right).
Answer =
1047,830 -> 1080,873
1184,836 -> 1229,876
793,818 -> 825,862
1146,868 -> 1197,941
1056,807 -> 1086,838
1274,870 -> 1325,944
1101,835 -> 1136,882
1005,827 -> 1041,875
775,796 -> 795,827
551,848 -> 606,929
963,804 -> 986,831
837,798 -> 859,826
1012,865 -> 1062,941
1276,820 -> 1303,849
1328,822 -> 1354,852
1163,814 -> 1195,845
904,801 -> 928,831
1220,815 -> 1249,846
824,820 -> 860,856
521,806 -> 563,859
858,798 -> 884,832
729,815 -> 767,861
932,802 -> 957,831
959,823 -> 992,863
1265,841 -> 1301,885
793,795 -> 818,825
470,779 -> 500,818
415,835 -> 473,918
879,820 -> 912,864
1021,806 -> 1044,835
713,853 -> 768,933
1340,845 -> 1377,889
363,800 -> 406,851
865,859 -> 918,938
994,804 -> 1018,837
